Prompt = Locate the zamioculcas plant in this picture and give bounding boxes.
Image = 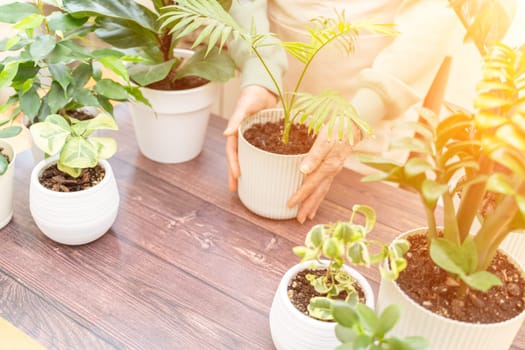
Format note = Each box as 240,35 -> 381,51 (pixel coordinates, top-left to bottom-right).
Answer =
331,301 -> 429,350
160,1 -> 398,144
62,0 -> 236,88
292,204 -> 409,321
30,112 -> 118,178
361,42 -> 525,294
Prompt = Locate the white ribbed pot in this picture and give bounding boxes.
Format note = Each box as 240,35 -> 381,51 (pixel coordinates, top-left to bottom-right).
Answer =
0,140 -> 15,229
238,109 -> 307,219
377,227 -> 525,350
269,260 -> 375,350
500,231 -> 525,268
129,49 -> 218,164
29,156 -> 119,245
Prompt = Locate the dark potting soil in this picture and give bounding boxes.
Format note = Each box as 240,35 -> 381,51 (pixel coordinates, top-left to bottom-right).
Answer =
243,121 -> 316,155
66,109 -> 95,121
0,147 -> 10,164
397,234 -> 525,324
146,71 -> 209,91
288,268 -> 366,321
39,164 -> 105,192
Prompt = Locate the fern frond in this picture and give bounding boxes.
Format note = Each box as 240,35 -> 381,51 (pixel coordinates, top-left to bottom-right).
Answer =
293,90 -> 371,144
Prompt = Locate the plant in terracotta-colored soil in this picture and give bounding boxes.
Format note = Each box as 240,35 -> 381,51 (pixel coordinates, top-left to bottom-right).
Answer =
292,204 -> 409,321
62,0 -> 236,89
361,42 -> 525,319
160,0 -> 397,145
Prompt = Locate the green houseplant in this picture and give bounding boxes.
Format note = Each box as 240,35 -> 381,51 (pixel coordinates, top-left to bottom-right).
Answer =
360,42 -> 525,349
62,0 -> 237,163
269,204 -> 412,349
0,119 -> 19,229
161,0 -> 397,218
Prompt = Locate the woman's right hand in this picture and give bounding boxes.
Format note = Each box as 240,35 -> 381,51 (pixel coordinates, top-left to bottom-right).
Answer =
223,85 -> 278,192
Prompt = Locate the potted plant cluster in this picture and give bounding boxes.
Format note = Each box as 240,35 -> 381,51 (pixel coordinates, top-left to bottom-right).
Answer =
269,204 -> 412,349
360,42 -> 525,349
0,0 -> 143,244
161,0 -> 397,218
62,0 -> 236,164
0,121 -> 21,229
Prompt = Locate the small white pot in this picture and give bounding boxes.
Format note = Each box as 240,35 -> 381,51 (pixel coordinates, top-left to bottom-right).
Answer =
500,231 -> 525,268
29,157 -> 119,245
0,140 -> 15,229
269,260 -> 375,350
238,109 -> 307,219
129,49 -> 218,164
377,227 -> 525,350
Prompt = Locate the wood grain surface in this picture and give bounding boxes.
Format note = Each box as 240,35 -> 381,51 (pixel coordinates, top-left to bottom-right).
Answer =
0,103 -> 523,349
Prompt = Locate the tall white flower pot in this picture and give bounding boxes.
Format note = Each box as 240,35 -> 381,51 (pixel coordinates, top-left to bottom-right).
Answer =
377,227 -> 525,350
29,157 -> 119,245
269,261 -> 375,350
238,109 -> 307,219
129,49 -> 218,164
0,140 -> 15,229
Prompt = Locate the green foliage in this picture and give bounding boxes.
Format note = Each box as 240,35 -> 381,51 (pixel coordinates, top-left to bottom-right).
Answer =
30,113 -> 118,177
332,302 -> 429,350
360,43 -> 525,292
160,0 -> 397,143
0,0 -> 148,126
62,0 -> 236,87
293,205 -> 410,320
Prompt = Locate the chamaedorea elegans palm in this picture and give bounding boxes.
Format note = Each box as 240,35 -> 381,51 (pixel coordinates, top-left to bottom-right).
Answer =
161,1 -> 397,144
361,43 -> 525,293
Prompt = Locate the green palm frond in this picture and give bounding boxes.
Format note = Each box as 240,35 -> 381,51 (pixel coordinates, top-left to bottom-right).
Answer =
160,0 -> 245,55
293,90 -> 371,144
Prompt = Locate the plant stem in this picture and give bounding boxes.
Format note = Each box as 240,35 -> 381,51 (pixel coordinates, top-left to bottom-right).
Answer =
422,196 -> 437,240
442,192 -> 461,245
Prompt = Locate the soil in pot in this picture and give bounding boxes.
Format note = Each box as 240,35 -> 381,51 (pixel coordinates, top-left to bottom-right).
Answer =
39,164 -> 105,192
0,147 -> 10,164
244,121 -> 316,155
288,268 -> 366,321
146,70 -> 209,91
397,233 -> 525,323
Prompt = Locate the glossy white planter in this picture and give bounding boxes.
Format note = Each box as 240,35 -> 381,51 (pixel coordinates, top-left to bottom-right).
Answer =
269,261 -> 375,350
129,49 -> 218,163
29,157 -> 119,245
0,140 -> 15,229
238,109 -> 307,219
377,227 -> 525,350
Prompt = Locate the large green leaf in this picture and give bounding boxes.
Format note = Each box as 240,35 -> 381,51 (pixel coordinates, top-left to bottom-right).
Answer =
94,17 -> 158,50
85,113 -> 118,131
0,126 -> 22,138
94,79 -> 128,100
0,2 -> 38,24
63,0 -> 158,32
89,136 -> 117,159
19,86 -> 40,118
47,12 -> 88,32
0,61 -> 19,89
331,300 -> 360,328
48,63 -> 72,91
30,114 -> 71,155
375,304 -> 400,337
174,47 -> 235,83
60,135 -> 97,169
29,35 -> 57,60
128,59 -> 176,86
46,82 -> 69,113
430,237 -> 466,276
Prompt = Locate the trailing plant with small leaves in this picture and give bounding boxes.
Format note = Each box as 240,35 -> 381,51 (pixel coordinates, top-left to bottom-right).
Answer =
161,1 -> 397,143
0,117 -> 22,175
62,0 -> 236,87
360,43 -> 525,293
30,112 -> 118,177
293,204 -> 410,320
332,301 -> 429,350
0,0 -> 148,125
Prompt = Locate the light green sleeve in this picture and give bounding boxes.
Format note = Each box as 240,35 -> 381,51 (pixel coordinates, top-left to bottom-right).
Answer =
229,0 -> 288,95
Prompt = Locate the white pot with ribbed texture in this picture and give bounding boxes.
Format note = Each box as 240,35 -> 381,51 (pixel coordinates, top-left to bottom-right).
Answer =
377,227 -> 525,350
269,260 -> 375,350
499,231 -> 525,268
29,157 -> 119,245
129,49 -> 218,164
0,140 -> 15,229
238,109 -> 307,219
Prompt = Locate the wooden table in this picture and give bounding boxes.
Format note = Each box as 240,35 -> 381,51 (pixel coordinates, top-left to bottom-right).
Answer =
1,105 -> 524,349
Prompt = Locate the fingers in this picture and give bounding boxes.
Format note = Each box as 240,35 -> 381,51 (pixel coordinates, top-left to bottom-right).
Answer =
225,135 -> 239,192
296,178 -> 332,223
299,131 -> 333,175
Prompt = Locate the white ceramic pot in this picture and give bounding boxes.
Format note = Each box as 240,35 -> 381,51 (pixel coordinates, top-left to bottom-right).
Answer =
238,109 -> 307,219
129,49 -> 218,164
0,140 -> 15,229
500,231 -> 525,268
269,261 -> 375,350
377,227 -> 525,350
29,157 -> 119,245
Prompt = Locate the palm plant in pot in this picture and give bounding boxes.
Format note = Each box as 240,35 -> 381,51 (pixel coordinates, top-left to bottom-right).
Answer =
0,121 -> 21,229
269,204 -> 412,350
161,1 -> 397,219
62,0 -> 236,164
360,42 -> 525,350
